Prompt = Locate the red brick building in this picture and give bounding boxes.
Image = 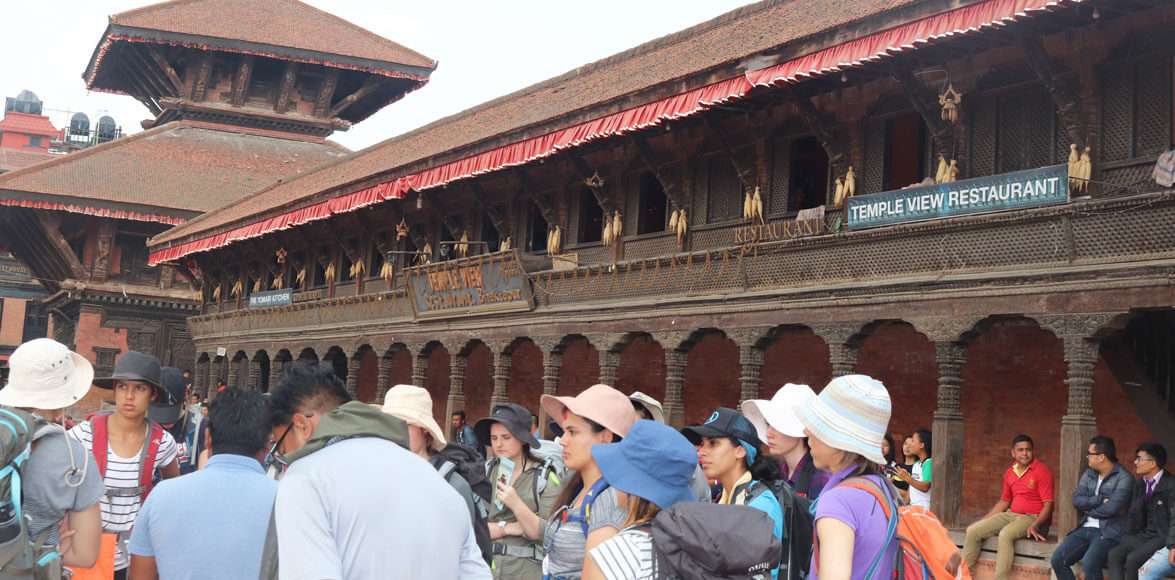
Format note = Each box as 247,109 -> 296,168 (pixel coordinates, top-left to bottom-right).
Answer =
0,0 -> 434,409
150,0 -> 1175,555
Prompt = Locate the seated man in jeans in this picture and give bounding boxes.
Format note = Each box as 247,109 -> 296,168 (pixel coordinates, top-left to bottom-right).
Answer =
1050,436 -> 1133,580
1111,443 -> 1173,580
963,434 -> 1055,580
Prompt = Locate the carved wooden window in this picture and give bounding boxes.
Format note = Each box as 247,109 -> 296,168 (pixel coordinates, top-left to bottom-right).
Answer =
115,234 -> 150,284
1101,54 -> 1173,163
480,214 -> 500,255
366,239 -> 384,279
94,347 -> 120,379
706,155 -> 740,223
247,57 -> 283,105
526,202 -> 548,254
969,85 -> 1058,177
577,188 -> 603,243
787,136 -> 829,212
438,224 -> 456,262
636,172 -> 668,234
769,138 -> 791,213
882,112 -> 928,190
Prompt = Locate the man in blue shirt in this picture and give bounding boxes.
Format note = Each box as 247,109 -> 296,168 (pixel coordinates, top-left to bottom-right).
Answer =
128,388 -> 277,580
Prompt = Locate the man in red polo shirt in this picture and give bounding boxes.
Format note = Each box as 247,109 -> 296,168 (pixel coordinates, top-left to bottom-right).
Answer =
963,434 -> 1056,580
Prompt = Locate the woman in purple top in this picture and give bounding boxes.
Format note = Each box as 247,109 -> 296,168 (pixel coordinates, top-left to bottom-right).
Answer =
796,374 -> 899,580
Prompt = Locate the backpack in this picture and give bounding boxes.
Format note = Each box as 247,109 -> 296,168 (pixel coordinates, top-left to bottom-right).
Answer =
0,407 -> 72,580
434,456 -> 494,566
90,414 -> 165,502
650,502 -> 781,580
824,477 -> 970,580
746,479 -> 813,580
435,443 -> 492,504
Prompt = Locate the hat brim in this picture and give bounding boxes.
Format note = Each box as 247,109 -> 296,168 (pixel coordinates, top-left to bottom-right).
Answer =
474,416 -> 539,449
593,441 -> 695,510
680,424 -> 726,446
741,399 -> 807,440
541,393 -> 634,437
796,396 -> 886,465
0,352 -> 94,410
385,410 -> 447,451
148,403 -> 182,425
631,399 -> 665,424
94,373 -> 162,392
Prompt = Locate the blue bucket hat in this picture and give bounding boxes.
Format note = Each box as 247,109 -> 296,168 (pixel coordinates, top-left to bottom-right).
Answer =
592,419 -> 697,510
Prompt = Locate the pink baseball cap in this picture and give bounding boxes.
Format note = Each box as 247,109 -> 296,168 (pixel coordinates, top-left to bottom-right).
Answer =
541,384 -> 636,438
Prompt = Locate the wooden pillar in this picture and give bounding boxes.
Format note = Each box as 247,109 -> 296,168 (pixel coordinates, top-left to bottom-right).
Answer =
376,352 -> 395,403
735,330 -> 764,403
815,323 -> 859,377
445,356 -> 467,441
599,350 -> 619,386
1056,335 -> 1099,536
491,349 -> 511,406
538,344 -> 562,433
345,355 -> 362,399
931,341 -> 966,528
664,349 -> 687,428
226,356 -> 241,388
412,350 -> 428,387
268,358 -> 284,393
194,357 -> 207,395
248,358 -> 261,391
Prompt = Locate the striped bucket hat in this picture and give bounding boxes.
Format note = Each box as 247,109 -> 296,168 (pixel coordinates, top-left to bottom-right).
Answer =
796,374 -> 890,465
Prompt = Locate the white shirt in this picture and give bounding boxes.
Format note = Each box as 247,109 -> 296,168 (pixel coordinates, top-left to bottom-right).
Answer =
590,528 -> 656,580
909,458 -> 932,509
275,437 -> 490,580
1084,475 -> 1106,528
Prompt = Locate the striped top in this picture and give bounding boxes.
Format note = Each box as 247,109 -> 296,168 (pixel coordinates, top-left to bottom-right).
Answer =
69,420 -> 178,570
588,527 -> 657,580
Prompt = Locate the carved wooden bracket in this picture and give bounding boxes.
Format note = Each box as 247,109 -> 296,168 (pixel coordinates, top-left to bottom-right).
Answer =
275,62 -> 299,114
517,168 -> 559,226
783,88 -> 852,176
630,134 -> 685,210
568,152 -> 614,214
703,116 -> 754,191
1019,34 -> 1089,149
330,77 -> 381,118
190,54 -> 213,101
313,69 -> 340,117
890,66 -> 958,162
231,55 -> 255,107
471,184 -> 512,241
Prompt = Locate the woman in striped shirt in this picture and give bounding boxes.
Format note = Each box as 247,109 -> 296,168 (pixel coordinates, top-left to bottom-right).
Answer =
584,420 -> 699,580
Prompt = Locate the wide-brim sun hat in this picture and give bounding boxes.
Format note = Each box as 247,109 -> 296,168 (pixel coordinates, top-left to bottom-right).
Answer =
381,384 -> 446,451
796,374 -> 890,465
93,351 -> 163,395
148,367 -> 186,425
593,419 -> 697,509
629,391 -> 665,424
541,384 -> 635,438
0,338 -> 93,410
474,402 -> 539,448
741,383 -> 816,440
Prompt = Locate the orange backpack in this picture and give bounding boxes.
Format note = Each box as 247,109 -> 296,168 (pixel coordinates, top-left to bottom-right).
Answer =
840,478 -> 971,580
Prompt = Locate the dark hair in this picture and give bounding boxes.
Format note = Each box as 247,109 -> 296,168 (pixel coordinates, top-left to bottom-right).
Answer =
1090,435 -> 1118,463
552,417 -> 620,512
452,410 -> 466,421
914,428 -> 933,457
1012,434 -> 1034,448
269,362 -> 351,429
746,440 -> 781,483
1138,443 -> 1168,467
216,379 -> 226,386
208,388 -> 270,457
883,433 -> 896,464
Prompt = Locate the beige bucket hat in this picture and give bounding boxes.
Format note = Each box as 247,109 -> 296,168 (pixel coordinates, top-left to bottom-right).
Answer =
381,385 -> 446,451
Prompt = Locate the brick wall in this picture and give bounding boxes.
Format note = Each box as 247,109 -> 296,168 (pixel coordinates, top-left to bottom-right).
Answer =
72,309 -> 129,415
616,336 -> 666,401
960,321 -> 1066,522
683,333 -> 739,425
464,344 -> 493,422
509,340 -> 544,417
558,339 -> 599,396
855,323 -> 938,446
1092,354 -> 1155,475
425,347 -> 451,424
356,350 -> 378,402
761,328 -> 832,398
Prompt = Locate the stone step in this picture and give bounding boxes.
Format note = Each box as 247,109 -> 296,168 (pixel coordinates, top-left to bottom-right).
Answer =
948,529 -> 1056,580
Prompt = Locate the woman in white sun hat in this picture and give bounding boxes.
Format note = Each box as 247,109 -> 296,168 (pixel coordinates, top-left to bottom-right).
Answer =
796,374 -> 898,580
380,385 -> 491,566
741,383 -> 830,500
0,338 -> 104,569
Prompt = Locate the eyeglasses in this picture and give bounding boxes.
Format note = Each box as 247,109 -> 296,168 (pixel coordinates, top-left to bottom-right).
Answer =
1135,456 -> 1156,463
266,413 -> 314,468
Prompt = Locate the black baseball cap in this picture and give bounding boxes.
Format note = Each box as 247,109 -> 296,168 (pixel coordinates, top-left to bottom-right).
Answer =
681,407 -> 762,447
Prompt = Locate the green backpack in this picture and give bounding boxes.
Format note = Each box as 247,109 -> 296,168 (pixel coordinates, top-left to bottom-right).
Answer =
0,407 -> 66,580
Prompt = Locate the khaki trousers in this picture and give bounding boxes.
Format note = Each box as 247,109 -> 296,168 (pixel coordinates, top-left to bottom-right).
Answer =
962,511 -> 1037,580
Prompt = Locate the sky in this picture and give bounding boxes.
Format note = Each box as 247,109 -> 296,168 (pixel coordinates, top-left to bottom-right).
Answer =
0,1 -> 754,151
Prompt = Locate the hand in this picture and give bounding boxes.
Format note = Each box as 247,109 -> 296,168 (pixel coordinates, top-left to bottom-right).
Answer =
488,522 -> 506,541
497,480 -> 521,511
1026,524 -> 1047,542
1167,548 -> 1175,567
893,467 -> 912,483
57,518 -> 75,556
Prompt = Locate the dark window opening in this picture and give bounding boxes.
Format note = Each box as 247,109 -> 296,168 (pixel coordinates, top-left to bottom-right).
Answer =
115,234 -> 149,284
247,57 -> 283,105
367,241 -> 384,279
788,137 -> 829,212
637,172 -> 669,234
578,188 -> 603,243
27,136 -> 43,148
706,156 -> 741,222
439,224 -> 456,262
883,113 -> 927,190
312,257 -> 326,288
481,214 -> 500,254
340,248 -> 355,281
526,203 -> 548,253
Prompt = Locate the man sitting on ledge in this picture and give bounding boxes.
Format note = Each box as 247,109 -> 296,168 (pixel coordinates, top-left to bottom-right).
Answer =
963,434 -> 1055,580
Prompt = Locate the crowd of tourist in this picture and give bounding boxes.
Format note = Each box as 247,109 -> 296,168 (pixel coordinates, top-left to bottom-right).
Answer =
0,336 -> 1171,579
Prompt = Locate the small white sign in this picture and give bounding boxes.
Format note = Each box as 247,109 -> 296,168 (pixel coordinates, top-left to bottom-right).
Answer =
216,347 -> 227,357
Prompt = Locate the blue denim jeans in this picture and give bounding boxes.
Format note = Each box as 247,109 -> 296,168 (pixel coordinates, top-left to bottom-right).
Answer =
1138,548 -> 1175,580
1051,526 -> 1119,580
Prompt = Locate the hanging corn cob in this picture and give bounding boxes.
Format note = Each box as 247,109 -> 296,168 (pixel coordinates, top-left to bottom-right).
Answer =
380,260 -> 395,284
295,267 -> 307,289
552,225 -> 562,255
499,237 -> 512,252
211,284 -> 221,302
751,187 -> 764,224
456,231 -> 470,258
231,278 -> 243,298
743,190 -> 754,221
349,259 -> 365,279
324,261 -> 336,282
675,209 -> 689,246
845,166 -> 856,198
935,155 -> 949,184
668,207 -> 679,232
612,210 -> 623,243
945,160 -> 959,183
417,243 -> 433,266
602,218 -> 614,247
252,277 -> 262,294
833,178 -> 846,208
270,273 -> 284,290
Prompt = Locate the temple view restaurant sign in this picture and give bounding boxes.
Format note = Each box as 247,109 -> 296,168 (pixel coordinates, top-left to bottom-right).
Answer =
847,164 -> 1069,229
406,250 -> 534,320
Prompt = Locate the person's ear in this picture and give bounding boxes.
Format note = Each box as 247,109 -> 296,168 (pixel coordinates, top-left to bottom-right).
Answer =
734,442 -> 747,461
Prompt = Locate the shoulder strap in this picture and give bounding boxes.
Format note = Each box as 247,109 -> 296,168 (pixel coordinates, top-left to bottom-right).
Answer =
437,460 -> 457,481
796,457 -> 815,496
139,422 -> 164,502
91,416 -> 108,477
840,477 -> 899,580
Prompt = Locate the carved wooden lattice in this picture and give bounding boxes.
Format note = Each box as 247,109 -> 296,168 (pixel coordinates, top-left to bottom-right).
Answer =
970,96 -> 997,177
1100,65 -> 1134,162
707,154 -> 742,223
770,139 -> 790,213
862,119 -> 886,194
1134,55 -> 1172,158
690,162 -> 707,226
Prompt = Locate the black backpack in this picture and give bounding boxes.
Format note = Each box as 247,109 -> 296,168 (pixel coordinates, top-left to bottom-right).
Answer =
746,479 -> 814,580
433,443 -> 492,503
430,446 -> 493,565
651,502 -> 781,580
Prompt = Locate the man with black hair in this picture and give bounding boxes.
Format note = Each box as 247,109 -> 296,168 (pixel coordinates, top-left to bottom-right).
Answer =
895,427 -> 932,510
963,434 -> 1055,580
1109,442 -> 1174,580
267,363 -> 490,580
127,388 -> 276,580
1051,436 -> 1132,580
452,409 -> 481,455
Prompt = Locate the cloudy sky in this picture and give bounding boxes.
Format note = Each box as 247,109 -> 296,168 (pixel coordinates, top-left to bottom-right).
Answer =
0,1 -> 753,151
